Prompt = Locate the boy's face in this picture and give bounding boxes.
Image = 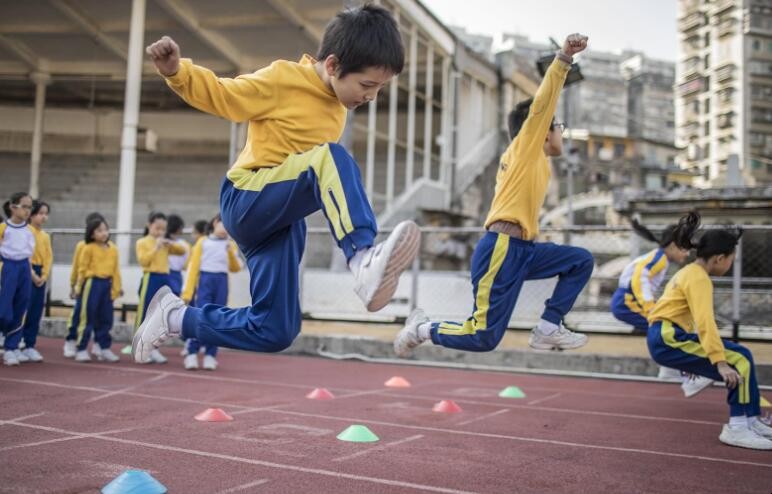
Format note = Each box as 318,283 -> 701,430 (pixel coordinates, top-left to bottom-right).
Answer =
544,124 -> 564,157
326,59 -> 394,110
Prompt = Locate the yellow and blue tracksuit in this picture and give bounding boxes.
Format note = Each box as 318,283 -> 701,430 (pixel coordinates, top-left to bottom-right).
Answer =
182,236 -> 241,357
135,236 -> 186,330
65,240 -> 85,343
167,238 -> 190,296
75,242 -> 122,351
428,57 -> 594,352
21,225 -> 52,349
611,248 -> 668,333
648,263 -> 760,418
163,55 -> 377,353
0,220 -> 36,351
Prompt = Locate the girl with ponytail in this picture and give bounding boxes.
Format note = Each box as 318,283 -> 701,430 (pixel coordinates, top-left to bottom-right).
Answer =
647,219 -> 772,450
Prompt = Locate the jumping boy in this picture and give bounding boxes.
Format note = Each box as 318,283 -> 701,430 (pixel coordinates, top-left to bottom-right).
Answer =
133,4 -> 419,362
395,34 -> 594,357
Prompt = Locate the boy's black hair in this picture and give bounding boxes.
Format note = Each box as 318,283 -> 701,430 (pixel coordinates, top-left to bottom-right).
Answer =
206,213 -> 222,235
317,3 -> 404,78
193,219 -> 208,236
85,218 -> 107,244
166,214 -> 185,238
3,192 -> 30,219
694,228 -> 743,261
507,98 -> 559,140
143,211 -> 166,236
31,199 -> 50,217
631,211 -> 699,250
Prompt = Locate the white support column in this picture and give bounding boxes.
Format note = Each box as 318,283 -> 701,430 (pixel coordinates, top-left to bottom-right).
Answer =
405,24 -> 418,187
116,0 -> 146,264
228,121 -> 239,167
438,56 -> 451,186
365,99 -> 377,198
29,71 -> 50,198
386,76 -> 398,208
422,44 -> 434,180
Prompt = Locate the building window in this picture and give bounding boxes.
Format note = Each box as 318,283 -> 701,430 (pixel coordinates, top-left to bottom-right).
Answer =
753,39 -> 761,51
704,32 -> 710,48
704,98 -> 711,114
614,143 -> 625,158
704,54 -> 710,69
704,120 -> 710,135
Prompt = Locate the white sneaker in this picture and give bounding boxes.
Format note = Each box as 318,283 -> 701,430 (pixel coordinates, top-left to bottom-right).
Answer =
749,418 -> 772,440
394,308 -> 430,358
657,366 -> 683,382
96,348 -> 120,363
3,350 -> 19,366
202,355 -> 218,371
719,424 -> 772,450
132,286 -> 184,363
74,350 -> 91,362
21,348 -> 43,362
184,354 -> 198,370
14,349 -> 30,363
91,343 -> 103,357
681,374 -> 713,398
149,348 -> 168,364
352,220 -> 420,312
63,340 -> 77,358
528,326 -> 588,351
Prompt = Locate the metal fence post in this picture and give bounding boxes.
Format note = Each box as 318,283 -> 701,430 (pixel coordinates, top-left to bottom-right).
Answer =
410,255 -> 420,312
732,235 -> 742,342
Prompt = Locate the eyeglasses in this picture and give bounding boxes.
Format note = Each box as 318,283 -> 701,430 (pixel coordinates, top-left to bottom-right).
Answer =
550,122 -> 567,135
12,204 -> 32,210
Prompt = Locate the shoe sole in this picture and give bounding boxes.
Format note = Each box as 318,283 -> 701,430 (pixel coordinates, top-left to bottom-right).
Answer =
132,286 -> 172,363
528,337 -> 588,351
719,434 -> 772,450
366,222 -> 421,312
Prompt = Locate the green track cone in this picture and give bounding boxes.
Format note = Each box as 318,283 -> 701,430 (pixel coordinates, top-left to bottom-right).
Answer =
120,345 -> 132,355
337,424 -> 379,442
498,386 -> 526,398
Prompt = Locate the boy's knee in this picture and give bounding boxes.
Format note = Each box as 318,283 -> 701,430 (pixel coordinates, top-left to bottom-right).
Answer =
735,345 -> 754,364
471,330 -> 503,352
576,247 -> 594,269
261,333 -> 296,353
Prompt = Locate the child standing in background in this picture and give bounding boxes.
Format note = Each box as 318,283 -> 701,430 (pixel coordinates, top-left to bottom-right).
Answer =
1,192 -> 35,366
181,214 -> 242,370
647,212 -> 772,450
166,214 -> 190,297
20,200 -> 52,362
135,211 -> 186,364
74,218 -> 122,363
64,211 -> 105,358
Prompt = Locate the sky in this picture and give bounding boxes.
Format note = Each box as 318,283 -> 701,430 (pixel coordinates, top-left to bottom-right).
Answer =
420,0 -> 678,61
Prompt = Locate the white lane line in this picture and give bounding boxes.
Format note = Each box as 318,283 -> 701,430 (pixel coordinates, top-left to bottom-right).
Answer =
332,435 -> 424,462
86,372 -> 170,403
456,409 -> 509,427
527,393 -> 562,406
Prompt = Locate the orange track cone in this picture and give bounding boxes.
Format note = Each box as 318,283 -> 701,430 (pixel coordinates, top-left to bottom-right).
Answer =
384,376 -> 411,388
194,408 -> 233,422
432,400 -> 463,413
306,388 -> 335,400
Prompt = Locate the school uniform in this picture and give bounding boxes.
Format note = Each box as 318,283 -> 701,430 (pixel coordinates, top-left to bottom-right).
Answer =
74,242 -> 122,351
611,248 -> 668,333
135,236 -> 186,330
167,238 -> 190,296
0,220 -> 35,351
21,225 -> 52,349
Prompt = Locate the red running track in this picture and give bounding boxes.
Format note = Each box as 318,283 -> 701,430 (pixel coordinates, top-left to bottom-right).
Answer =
0,337 -> 770,493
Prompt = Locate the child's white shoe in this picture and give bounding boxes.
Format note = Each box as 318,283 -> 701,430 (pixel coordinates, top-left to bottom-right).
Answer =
202,355 -> 218,371
21,348 -> 43,362
528,326 -> 588,350
681,374 -> 713,398
74,350 -> 91,362
394,308 -> 430,358
351,221 -> 420,312
96,348 -> 120,363
749,418 -> 772,440
132,286 -> 184,363
719,424 -> 772,450
3,350 -> 19,366
657,366 -> 682,381
149,348 -> 168,364
184,354 -> 198,370
63,340 -> 77,358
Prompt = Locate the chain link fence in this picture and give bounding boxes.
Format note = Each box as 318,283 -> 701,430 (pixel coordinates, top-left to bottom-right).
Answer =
45,224 -> 771,340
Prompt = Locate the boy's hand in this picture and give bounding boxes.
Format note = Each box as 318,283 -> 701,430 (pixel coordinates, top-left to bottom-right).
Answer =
716,361 -> 742,389
146,36 -> 181,77
562,34 -> 588,57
